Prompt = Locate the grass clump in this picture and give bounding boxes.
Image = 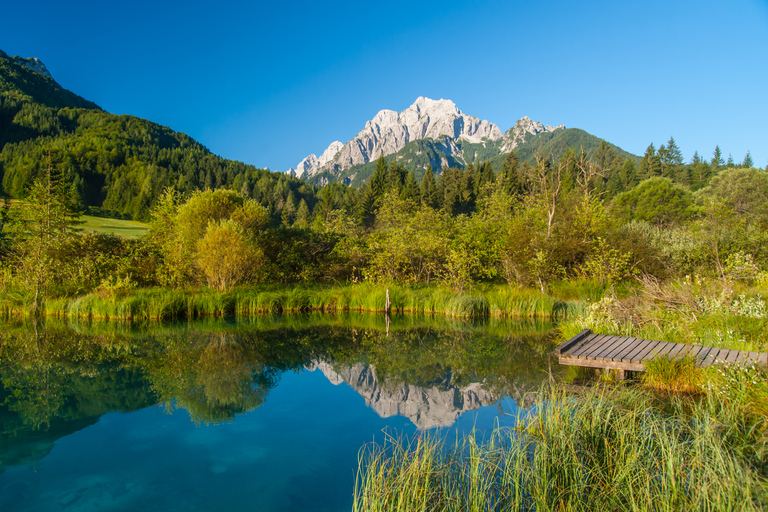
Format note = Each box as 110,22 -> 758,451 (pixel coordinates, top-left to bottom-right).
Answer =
354,386 -> 768,512
642,355 -> 704,395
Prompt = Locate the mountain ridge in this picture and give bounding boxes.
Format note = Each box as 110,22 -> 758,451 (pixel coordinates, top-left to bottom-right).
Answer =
289,96 -> 569,183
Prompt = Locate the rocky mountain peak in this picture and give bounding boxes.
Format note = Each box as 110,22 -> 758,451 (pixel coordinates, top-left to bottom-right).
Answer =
291,97 -> 504,179
501,116 -> 565,152
1,50 -> 53,79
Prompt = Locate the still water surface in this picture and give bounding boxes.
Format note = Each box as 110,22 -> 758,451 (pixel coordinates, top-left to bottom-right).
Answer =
0,314 -> 562,511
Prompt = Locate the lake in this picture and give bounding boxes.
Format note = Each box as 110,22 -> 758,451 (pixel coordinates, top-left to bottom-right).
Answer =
0,313 -> 564,511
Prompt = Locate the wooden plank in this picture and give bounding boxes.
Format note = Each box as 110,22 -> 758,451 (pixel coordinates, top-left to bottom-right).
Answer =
588,335 -> 628,360
676,344 -> 694,358
606,337 -> 640,362
554,329 -> 592,356
694,346 -> 715,367
653,342 -> 677,359
624,338 -> 657,363
558,356 -> 645,372
576,334 -> 618,359
633,340 -> 662,363
558,332 -> 595,357
579,335 -> 619,359
646,341 -> 671,360
569,333 -> 606,358
701,347 -> 724,368
557,331 -> 768,375
684,345 -> 704,360
667,343 -> 688,360
695,346 -> 714,362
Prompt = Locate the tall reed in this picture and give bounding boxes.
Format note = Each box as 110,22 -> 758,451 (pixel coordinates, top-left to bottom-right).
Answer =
6,283 -> 585,321
353,386 -> 767,511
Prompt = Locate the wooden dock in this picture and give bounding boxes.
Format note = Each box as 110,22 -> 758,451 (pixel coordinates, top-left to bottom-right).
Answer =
555,329 -> 768,378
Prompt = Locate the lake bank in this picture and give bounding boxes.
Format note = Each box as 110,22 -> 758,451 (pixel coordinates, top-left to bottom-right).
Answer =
1,282 -> 587,321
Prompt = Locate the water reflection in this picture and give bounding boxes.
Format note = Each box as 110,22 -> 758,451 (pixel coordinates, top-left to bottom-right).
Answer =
0,314 -> 563,470
308,361 -> 496,429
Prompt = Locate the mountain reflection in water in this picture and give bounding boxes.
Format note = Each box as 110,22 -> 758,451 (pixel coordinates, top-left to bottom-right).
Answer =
0,314 -> 563,471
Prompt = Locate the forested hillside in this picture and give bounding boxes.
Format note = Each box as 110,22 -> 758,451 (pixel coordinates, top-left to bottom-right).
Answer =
0,51 -> 316,221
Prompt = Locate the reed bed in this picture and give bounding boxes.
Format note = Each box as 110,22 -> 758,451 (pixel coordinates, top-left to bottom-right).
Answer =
6,283 -> 585,321
354,386 -> 768,512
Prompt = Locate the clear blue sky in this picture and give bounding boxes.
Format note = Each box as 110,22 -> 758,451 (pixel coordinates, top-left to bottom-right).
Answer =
2,0 -> 766,171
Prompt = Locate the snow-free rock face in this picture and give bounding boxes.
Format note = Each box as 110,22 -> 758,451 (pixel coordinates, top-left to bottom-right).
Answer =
14,56 -> 52,78
501,116 -> 565,152
290,97 -> 565,181
293,97 -> 503,179
0,50 -> 53,79
307,360 -> 495,429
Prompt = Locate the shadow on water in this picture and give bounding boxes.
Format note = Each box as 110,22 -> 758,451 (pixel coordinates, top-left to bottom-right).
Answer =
0,313 -> 564,471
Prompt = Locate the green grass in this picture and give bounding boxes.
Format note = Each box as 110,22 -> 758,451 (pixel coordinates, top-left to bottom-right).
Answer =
27,283 -> 586,322
354,385 -> 768,511
77,215 -> 150,239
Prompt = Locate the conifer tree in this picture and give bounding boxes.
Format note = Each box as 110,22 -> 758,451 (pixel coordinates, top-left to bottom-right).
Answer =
420,165 -> 440,209
639,143 -> 661,179
666,136 -> 684,166
401,171 -> 420,202
500,150 -> 526,197
711,146 -> 724,170
618,157 -> 638,190
742,151 -> 754,168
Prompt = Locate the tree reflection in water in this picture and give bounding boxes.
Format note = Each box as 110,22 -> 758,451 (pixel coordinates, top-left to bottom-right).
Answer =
0,314 -> 563,467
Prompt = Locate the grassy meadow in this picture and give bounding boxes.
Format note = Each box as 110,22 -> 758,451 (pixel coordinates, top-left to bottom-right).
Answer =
77,214 -> 150,239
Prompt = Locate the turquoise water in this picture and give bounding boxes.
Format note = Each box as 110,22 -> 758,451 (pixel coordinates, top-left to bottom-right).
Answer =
0,316 -> 557,511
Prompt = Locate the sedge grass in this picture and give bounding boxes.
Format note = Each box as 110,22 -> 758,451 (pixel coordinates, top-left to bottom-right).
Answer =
642,355 -> 705,395
354,386 -> 768,512
4,283 -> 586,321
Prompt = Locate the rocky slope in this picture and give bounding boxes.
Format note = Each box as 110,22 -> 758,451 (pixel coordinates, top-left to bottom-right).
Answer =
289,97 -> 564,181
0,50 -> 52,78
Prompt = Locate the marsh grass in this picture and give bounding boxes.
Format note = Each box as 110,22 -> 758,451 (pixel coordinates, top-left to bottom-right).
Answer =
642,355 -> 704,395
6,283 -> 584,321
354,386 -> 768,512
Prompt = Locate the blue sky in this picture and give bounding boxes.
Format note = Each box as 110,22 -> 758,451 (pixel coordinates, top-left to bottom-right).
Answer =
2,0 -> 766,171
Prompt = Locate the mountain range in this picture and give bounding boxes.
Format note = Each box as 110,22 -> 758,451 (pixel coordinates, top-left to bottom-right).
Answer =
1,49 -> 639,221
289,96 -> 636,186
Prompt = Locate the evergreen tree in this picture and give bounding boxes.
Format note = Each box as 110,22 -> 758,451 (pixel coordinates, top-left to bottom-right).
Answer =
711,145 -> 724,170
692,151 -> 702,165
727,154 -> 735,168
742,151 -> 754,168
294,199 -> 310,229
500,150 -> 526,197
639,143 -> 661,179
618,157 -> 638,190
657,144 -> 671,178
420,165 -> 440,209
401,171 -> 420,203
666,136 -> 684,166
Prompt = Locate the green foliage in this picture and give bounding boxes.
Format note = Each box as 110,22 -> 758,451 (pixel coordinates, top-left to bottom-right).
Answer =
0,53 -> 316,221
696,167 -> 768,221
613,177 -> 697,227
2,156 -> 81,314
